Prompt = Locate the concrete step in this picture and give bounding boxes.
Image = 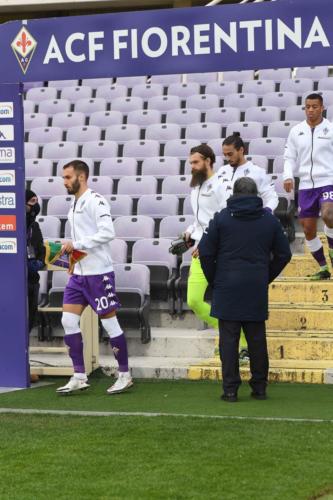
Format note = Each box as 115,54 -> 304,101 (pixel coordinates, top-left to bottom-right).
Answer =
188,359 -> 333,384
282,254 -> 320,278
267,306 -> 333,331
269,280 -> 333,305
267,332 -> 333,360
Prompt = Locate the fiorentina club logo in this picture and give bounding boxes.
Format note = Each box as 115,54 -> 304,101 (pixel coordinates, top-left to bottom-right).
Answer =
11,26 -> 37,74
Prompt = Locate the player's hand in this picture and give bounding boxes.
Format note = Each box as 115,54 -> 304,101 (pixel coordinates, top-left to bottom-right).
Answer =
61,241 -> 74,255
184,232 -> 192,242
192,248 -> 199,258
284,179 -> 294,193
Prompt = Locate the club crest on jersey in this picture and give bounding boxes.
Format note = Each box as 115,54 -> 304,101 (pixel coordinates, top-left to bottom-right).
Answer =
323,127 -> 329,135
244,168 -> 250,176
11,26 -> 37,74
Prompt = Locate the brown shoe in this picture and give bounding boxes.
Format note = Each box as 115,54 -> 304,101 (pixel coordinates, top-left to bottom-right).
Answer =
30,373 -> 39,383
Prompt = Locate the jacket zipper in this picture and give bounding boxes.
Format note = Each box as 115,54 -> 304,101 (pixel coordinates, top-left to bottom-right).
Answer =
72,199 -> 83,274
310,127 -> 315,189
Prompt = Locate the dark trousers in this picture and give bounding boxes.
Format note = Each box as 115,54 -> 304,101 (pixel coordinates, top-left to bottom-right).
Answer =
28,282 -> 39,333
219,320 -> 269,394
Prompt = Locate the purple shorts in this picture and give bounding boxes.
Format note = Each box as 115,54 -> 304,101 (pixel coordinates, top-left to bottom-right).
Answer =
63,271 -> 121,316
298,185 -> 333,218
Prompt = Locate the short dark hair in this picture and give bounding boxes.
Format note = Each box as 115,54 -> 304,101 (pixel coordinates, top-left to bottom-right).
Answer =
63,159 -> 89,179
305,93 -> 323,105
233,177 -> 258,196
222,132 -> 245,151
190,144 -> 216,166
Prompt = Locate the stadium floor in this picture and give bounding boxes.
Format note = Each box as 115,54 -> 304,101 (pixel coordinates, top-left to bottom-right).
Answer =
0,379 -> 332,500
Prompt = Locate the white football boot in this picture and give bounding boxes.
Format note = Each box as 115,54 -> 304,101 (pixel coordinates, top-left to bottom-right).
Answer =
107,372 -> 133,395
56,376 -> 90,394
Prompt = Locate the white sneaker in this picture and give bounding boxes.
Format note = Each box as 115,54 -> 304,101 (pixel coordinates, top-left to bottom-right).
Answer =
107,372 -> 133,395
56,376 -> 90,394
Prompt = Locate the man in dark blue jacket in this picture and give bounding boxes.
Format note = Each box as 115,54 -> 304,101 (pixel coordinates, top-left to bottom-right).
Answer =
198,177 -> 291,402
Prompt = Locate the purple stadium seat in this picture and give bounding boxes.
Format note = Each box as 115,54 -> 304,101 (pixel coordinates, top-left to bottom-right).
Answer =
150,74 -> 182,85
24,113 -> 48,130
317,77 -> 333,91
30,177 -> 66,199
167,82 -> 200,98
223,70 -> 254,82
56,157 -> 94,176
280,78 -> 313,95
208,139 -> 223,157
81,140 -> 118,159
117,176 -> 157,196
47,195 -> 73,217
164,139 -> 198,159
284,105 -> 306,121
226,121 -> 263,140
148,95 -> 181,112
110,239 -> 128,264
26,159 -> 53,180
161,176 -> 191,197
137,194 -> 179,218
29,126 -> 63,144
88,176 -> 113,195
159,215 -> 195,239
296,66 -> 329,80
145,123 -> 181,142
106,195 -> 133,217
245,106 -> 281,125
272,156 -> 284,174
205,107 -> 241,124
81,78 -> 113,89
100,157 -> 137,178
89,110 -> 123,127
248,138 -> 286,159
185,122 -> 222,142
223,93 -> 258,110
267,121 -> 298,139
242,80 -> 275,97
48,80 -> 78,89
182,196 -> 192,215
61,86 -> 92,102
111,96 -> 143,113
127,109 -> 162,126
26,87 -> 57,103
113,215 -> 155,241
105,124 -> 140,143
141,157 -> 180,178
262,92 -> 297,108
131,83 -> 164,99
64,220 -> 71,238
186,94 -> 219,111
165,108 -> 201,126
96,84 -> 127,100
74,98 -> 107,114
205,81 -> 238,97
39,99 -> 71,114
42,141 -> 78,159
258,68 -> 292,81
66,125 -> 101,143
24,82 -> 45,92
123,140 -> 160,159
24,142 -> 39,159
187,72 -> 218,84
245,155 -> 269,171
23,100 -> 35,114
52,112 -> 86,128
116,76 -> 147,87
326,105 -> 333,121
36,215 -> 61,239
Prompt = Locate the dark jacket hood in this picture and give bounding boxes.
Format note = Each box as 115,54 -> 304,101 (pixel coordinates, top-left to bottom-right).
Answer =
227,195 -> 264,220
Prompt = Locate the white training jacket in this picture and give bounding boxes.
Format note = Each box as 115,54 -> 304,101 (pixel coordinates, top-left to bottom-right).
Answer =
68,188 -> 115,276
186,173 -> 227,244
217,161 -> 279,212
284,118 -> 333,189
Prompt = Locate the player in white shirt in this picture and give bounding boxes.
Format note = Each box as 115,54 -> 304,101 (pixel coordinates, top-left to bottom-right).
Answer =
218,133 -> 279,213
284,93 -> 333,280
56,160 -> 133,395
184,145 -> 230,336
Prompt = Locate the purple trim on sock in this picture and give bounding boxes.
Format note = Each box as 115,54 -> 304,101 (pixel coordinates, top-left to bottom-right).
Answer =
64,333 -> 85,373
311,247 -> 327,267
326,235 -> 333,249
110,333 -> 129,372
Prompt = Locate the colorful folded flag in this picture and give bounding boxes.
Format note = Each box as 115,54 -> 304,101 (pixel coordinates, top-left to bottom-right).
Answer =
44,241 -> 86,272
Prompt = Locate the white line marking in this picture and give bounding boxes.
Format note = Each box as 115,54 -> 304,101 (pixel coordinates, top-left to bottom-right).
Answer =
0,408 -> 331,423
